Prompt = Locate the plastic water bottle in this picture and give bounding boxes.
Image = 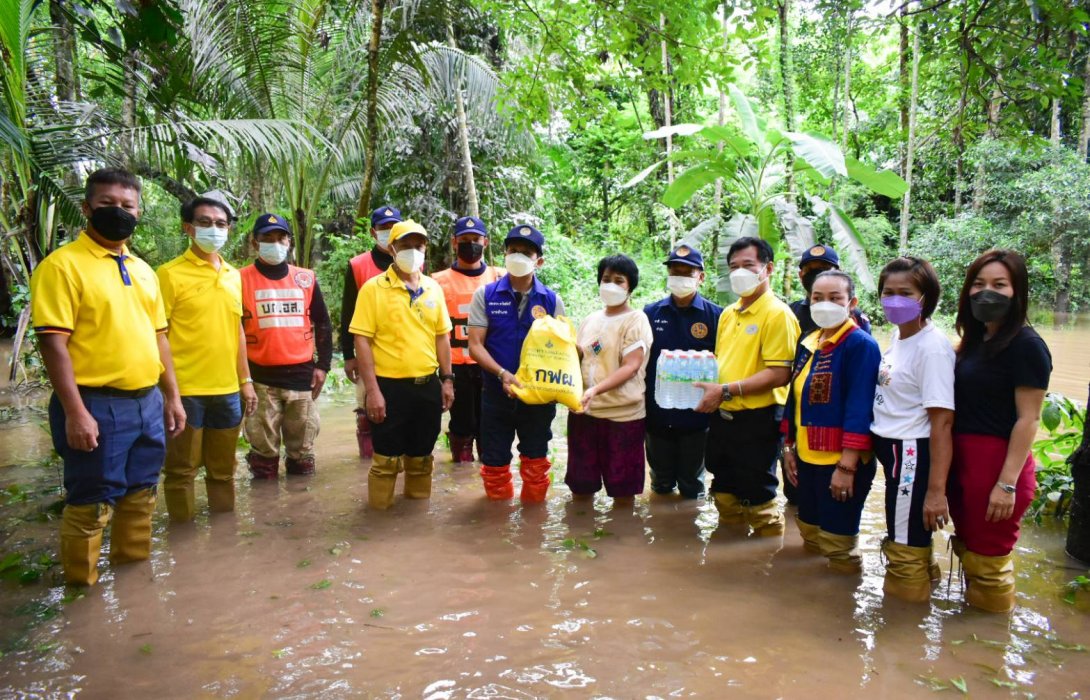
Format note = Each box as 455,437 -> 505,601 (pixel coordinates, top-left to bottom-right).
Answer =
657,351 -> 675,409
682,351 -> 699,409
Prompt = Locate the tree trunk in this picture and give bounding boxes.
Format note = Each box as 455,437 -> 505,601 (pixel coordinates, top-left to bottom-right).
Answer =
840,19 -> 853,153
898,5 -> 909,177
953,4 -> 969,212
1080,49 -> 1090,161
899,23 -> 920,253
714,3 -> 728,264
50,0 -> 77,103
447,20 -> 480,218
660,13 -> 677,247
355,0 -> 387,230
1051,97 -> 1062,148
972,80 -> 1003,212
1066,383 -> 1090,565
778,0 -> 796,202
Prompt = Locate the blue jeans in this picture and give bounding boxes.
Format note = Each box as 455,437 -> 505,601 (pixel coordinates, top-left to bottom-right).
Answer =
180,393 -> 242,429
49,388 -> 167,505
478,387 -> 556,467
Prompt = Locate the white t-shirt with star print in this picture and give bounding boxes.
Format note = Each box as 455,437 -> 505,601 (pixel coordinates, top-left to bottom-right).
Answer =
871,322 -> 955,440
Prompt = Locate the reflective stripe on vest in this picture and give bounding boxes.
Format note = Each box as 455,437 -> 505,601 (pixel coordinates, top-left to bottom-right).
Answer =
433,266 -> 502,364
241,264 -> 316,365
481,277 -> 557,393
350,252 -> 383,289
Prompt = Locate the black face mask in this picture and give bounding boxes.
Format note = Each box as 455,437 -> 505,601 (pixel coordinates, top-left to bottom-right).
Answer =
970,289 -> 1013,324
90,206 -> 138,242
801,270 -> 820,294
457,241 -> 484,264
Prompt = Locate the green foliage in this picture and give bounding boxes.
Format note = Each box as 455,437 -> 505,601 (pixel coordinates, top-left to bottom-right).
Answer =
1028,393 -> 1086,524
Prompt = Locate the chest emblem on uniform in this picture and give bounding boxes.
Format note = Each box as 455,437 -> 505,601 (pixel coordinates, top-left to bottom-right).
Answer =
425,299 -> 437,309
293,272 -> 313,289
591,339 -> 602,355
531,304 -> 547,319
745,324 -> 758,335
690,322 -> 708,339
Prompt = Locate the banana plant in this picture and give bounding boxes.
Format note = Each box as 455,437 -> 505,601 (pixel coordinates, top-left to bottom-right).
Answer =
624,85 -> 907,292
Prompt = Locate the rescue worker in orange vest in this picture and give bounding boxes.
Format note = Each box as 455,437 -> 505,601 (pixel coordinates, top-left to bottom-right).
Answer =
431,216 -> 504,463
341,205 -> 401,460
241,213 -> 334,478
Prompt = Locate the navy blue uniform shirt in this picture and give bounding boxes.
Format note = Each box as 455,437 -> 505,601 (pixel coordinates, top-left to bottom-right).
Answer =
643,293 -> 724,433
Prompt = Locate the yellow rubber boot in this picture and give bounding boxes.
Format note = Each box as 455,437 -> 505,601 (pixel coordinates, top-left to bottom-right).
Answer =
403,455 -> 434,499
882,538 -> 932,603
744,499 -> 785,537
162,425 -> 203,522
961,549 -> 1016,613
795,516 -> 822,554
818,530 -> 862,574
712,492 -> 746,526
368,454 -> 401,510
109,488 -> 157,565
203,426 -> 241,513
59,503 -> 113,586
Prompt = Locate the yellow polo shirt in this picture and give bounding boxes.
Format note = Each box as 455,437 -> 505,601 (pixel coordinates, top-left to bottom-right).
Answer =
30,232 -> 166,390
715,289 -> 800,410
793,321 -> 855,465
349,267 -> 453,378
157,248 -> 243,395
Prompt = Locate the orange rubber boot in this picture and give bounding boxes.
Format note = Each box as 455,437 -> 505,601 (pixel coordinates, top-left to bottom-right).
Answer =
519,456 -> 551,503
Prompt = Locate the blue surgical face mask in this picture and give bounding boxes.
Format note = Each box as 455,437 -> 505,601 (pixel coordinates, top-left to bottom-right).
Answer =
258,241 -> 289,265
194,225 -> 229,254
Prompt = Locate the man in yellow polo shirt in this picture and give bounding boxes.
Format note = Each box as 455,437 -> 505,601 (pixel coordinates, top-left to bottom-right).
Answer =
30,168 -> 187,586
349,220 -> 454,509
157,196 -> 259,522
695,236 -> 800,537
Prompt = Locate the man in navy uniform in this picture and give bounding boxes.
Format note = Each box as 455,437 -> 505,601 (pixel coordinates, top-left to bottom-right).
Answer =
789,244 -> 871,336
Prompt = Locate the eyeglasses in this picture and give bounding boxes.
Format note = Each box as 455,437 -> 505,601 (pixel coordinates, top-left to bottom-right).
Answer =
194,216 -> 231,228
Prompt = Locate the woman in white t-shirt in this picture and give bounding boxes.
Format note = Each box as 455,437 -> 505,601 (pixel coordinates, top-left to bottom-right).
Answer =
567,255 -> 654,501
871,257 -> 955,603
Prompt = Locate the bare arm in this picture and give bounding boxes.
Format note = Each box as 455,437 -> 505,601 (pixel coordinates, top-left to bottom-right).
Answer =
39,333 -> 98,451
237,324 -> 257,415
924,407 -> 954,530
355,334 -> 386,423
694,366 -> 792,414
582,348 -> 644,412
157,333 -> 186,437
437,333 -> 454,411
987,387 -> 1045,522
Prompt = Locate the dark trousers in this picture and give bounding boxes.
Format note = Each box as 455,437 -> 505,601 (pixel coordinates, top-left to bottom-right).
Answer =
180,393 -> 242,429
704,406 -> 783,504
874,435 -> 933,548
645,428 -> 708,498
479,387 -> 556,467
372,376 -> 442,458
796,457 -> 877,536
448,364 -> 483,437
50,388 -> 166,505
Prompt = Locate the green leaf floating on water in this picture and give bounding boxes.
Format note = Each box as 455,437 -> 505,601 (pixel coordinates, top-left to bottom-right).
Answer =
949,677 -> 968,694
370,608 -> 384,618
297,559 -> 311,568
139,644 -> 153,655
311,579 -> 332,590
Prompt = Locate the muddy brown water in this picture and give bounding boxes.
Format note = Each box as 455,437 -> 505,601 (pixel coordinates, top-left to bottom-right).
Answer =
0,318 -> 1087,699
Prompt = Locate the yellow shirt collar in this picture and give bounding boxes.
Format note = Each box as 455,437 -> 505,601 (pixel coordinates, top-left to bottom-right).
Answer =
77,230 -> 129,258
813,318 -> 857,347
735,288 -> 772,315
183,246 -> 233,271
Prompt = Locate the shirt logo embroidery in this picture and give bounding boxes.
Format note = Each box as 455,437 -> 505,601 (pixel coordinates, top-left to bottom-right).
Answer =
531,304 -> 547,319
745,323 -> 758,335
591,340 -> 602,355
690,322 -> 708,339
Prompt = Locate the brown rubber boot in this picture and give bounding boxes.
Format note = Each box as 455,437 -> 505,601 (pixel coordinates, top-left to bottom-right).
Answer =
163,425 -> 203,522
744,499 -> 785,537
448,434 -> 475,464
355,411 -> 374,459
796,516 -> 822,554
480,465 -> 514,500
109,488 -> 157,565
246,451 -> 279,479
712,492 -> 746,527
882,538 -> 932,603
961,549 -> 1016,613
59,503 -> 113,586
818,530 -> 862,574
368,454 -> 401,510
403,455 -> 434,499
203,426 -> 240,512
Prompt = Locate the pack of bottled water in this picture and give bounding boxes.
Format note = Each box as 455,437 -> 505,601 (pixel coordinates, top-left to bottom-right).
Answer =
655,350 -> 718,410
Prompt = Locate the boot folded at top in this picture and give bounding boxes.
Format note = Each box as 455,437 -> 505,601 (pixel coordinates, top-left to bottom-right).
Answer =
818,530 -> 862,574
712,493 -> 784,537
953,536 -> 1016,613
882,538 -> 933,603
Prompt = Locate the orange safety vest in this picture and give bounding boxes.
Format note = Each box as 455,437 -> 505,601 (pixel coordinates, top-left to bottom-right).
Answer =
240,264 -> 316,366
432,265 -> 503,364
350,251 -> 384,289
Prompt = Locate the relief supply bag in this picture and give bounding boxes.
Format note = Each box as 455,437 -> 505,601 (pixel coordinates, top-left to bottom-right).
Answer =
510,315 -> 584,411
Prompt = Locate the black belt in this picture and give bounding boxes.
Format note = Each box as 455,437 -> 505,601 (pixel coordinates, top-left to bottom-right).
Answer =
379,375 -> 436,385
78,385 -> 155,399
718,405 -> 782,422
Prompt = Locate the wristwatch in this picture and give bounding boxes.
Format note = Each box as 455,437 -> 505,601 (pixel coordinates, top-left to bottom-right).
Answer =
720,383 -> 733,403
996,481 -> 1016,494
440,373 -> 455,383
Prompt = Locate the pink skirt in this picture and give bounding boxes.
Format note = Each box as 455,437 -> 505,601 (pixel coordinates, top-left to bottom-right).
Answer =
949,434 -> 1036,556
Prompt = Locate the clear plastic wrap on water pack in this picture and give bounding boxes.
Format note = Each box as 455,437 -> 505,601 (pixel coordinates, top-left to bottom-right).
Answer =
654,349 -> 717,410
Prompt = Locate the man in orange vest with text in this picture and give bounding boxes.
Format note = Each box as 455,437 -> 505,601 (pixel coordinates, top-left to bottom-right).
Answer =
432,216 -> 503,463
340,205 -> 401,459
241,213 -> 334,478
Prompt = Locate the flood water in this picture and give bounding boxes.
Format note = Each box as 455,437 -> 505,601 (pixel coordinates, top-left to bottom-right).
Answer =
0,318 -> 1088,699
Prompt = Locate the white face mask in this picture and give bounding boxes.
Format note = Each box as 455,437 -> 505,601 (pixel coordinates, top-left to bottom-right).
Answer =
666,275 -> 699,298
729,267 -> 763,297
810,301 -> 850,329
599,282 -> 629,307
375,227 -> 392,249
258,241 -> 289,265
395,248 -> 425,273
505,253 -> 536,277
194,225 -> 229,254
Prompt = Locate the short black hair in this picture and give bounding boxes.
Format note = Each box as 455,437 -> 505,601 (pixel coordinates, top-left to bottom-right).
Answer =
85,168 -> 141,200
813,269 -> 855,298
727,236 -> 774,265
878,256 -> 941,320
181,197 -> 232,224
597,254 -> 640,291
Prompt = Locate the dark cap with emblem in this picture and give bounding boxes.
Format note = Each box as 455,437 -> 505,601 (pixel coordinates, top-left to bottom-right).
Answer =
252,212 -> 292,237
370,205 -> 402,228
504,224 -> 545,255
454,216 -> 487,237
799,244 -> 840,268
664,245 -> 704,270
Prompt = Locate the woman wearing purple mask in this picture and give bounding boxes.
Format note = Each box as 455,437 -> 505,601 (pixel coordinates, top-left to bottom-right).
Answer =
871,257 -> 954,602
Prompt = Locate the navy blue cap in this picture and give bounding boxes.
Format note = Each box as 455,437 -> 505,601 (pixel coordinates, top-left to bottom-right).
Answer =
371,205 -> 402,228
664,244 -> 704,270
252,213 -> 292,236
504,225 -> 544,254
799,244 -> 840,268
454,216 -> 487,237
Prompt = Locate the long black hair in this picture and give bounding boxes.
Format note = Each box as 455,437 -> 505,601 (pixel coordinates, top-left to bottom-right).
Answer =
955,249 -> 1030,358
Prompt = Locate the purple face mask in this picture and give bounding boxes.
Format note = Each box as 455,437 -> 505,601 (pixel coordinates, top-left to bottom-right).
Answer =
881,295 -> 923,325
